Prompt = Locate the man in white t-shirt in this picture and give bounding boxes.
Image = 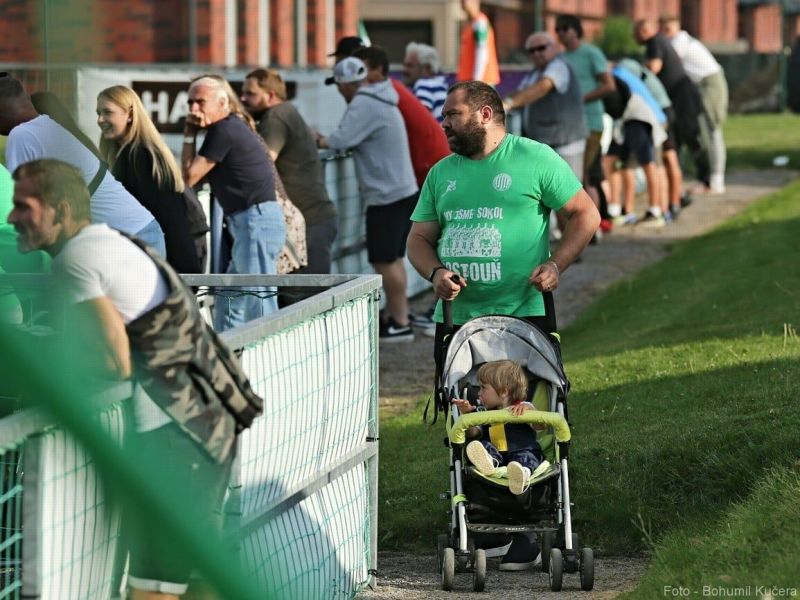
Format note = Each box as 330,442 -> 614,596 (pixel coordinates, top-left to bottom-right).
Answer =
7,158 -> 255,599
660,15 -> 728,194
0,74 -> 166,252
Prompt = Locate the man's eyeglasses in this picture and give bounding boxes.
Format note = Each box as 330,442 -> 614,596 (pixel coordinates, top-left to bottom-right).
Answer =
527,44 -> 549,54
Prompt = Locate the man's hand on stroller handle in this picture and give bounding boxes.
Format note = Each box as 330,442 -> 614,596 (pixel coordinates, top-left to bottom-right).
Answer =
433,269 -> 467,300
529,260 -> 560,292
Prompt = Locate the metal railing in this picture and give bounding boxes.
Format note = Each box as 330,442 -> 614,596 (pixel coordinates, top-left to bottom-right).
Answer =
0,273 -> 381,599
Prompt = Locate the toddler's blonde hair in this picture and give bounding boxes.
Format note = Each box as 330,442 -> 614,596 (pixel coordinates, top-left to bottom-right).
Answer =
477,360 -> 528,405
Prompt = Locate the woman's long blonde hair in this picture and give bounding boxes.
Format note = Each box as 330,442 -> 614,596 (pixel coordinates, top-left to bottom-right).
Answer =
97,85 -> 184,193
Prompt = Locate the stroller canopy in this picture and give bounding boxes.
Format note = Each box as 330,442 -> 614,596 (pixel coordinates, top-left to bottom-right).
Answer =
442,316 -> 567,393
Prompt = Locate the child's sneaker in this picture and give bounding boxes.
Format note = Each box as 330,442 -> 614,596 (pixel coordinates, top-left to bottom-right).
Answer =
507,461 -> 532,495
466,441 -> 498,475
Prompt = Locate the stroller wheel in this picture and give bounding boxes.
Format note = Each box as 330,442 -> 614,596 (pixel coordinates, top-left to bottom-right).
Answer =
580,547 -> 595,591
442,548 -> 456,591
436,534 -> 449,573
549,548 -> 563,592
472,549 -> 486,592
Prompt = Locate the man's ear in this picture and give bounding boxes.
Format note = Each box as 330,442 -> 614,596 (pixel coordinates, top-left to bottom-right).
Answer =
54,201 -> 70,224
479,105 -> 494,124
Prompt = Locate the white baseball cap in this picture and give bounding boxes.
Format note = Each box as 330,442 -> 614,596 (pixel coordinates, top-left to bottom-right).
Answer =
331,57 -> 368,84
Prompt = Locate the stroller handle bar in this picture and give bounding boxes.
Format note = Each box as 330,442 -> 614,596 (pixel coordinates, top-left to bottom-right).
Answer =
448,410 -> 571,445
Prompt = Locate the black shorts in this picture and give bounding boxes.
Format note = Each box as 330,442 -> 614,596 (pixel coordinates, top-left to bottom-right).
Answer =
607,121 -> 655,166
366,192 -> 418,263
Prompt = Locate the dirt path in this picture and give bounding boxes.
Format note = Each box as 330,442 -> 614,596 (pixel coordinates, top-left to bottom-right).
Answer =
358,553 -> 646,599
368,170 -> 795,598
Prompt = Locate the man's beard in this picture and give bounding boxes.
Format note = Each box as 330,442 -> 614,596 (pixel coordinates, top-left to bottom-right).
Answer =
446,117 -> 486,157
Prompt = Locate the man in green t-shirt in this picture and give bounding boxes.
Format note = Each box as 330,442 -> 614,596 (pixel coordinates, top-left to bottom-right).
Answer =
407,81 -> 600,344
556,14 -> 615,210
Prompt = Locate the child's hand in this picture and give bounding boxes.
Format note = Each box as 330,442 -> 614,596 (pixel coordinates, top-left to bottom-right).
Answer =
507,402 -> 535,417
451,399 -> 475,413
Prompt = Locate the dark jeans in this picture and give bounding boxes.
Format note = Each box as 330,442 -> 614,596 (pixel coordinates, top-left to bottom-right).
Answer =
297,215 -> 338,275
666,78 -> 711,185
480,440 -> 541,471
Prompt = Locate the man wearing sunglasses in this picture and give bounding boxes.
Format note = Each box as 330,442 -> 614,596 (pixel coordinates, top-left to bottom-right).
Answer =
503,32 -> 588,184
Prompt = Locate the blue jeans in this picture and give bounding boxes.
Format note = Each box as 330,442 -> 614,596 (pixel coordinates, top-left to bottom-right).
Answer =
215,202 -> 285,331
481,440 -> 541,471
135,219 -> 167,257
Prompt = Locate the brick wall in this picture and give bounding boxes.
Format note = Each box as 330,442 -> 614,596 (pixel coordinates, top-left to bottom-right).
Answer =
741,4 -> 782,53
492,11 -> 525,62
307,0 -> 330,66
683,0 -> 737,44
0,0 -> 43,62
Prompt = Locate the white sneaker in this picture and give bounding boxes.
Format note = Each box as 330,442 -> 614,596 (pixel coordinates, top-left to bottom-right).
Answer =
710,173 -> 726,194
466,441 -> 498,475
507,461 -> 532,495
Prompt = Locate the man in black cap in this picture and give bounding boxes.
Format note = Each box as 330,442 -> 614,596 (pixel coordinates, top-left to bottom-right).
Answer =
324,36 -> 367,85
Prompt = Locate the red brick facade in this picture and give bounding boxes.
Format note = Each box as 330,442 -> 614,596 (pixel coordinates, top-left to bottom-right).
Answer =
0,0 -> 793,67
0,0 -> 353,67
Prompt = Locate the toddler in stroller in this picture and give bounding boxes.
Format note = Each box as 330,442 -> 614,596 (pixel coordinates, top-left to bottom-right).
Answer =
436,313 -> 594,593
452,360 -> 547,495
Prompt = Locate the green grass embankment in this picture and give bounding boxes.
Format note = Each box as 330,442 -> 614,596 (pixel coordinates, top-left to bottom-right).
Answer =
378,178 -> 800,590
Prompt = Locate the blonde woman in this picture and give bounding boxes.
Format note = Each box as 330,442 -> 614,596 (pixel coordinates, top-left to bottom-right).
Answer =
96,85 -> 203,272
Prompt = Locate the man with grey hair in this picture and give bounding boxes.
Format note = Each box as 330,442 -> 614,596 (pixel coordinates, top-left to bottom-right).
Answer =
503,32 -> 588,180
182,75 -> 286,331
403,42 -> 448,122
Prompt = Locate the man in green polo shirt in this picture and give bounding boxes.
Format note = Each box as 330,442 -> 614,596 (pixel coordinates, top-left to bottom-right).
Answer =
408,81 -> 599,338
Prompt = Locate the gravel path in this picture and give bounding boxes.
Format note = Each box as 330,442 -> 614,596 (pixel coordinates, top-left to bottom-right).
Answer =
368,170 -> 795,598
358,553 -> 646,599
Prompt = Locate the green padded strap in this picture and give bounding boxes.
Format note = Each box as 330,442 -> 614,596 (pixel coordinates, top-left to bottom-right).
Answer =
451,494 -> 467,507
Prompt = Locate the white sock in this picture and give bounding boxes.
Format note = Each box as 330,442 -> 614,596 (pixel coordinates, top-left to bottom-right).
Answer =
648,206 -> 662,217
607,203 -> 622,217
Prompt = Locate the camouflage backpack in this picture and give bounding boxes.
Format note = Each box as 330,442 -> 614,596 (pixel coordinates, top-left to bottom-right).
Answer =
124,235 -> 264,463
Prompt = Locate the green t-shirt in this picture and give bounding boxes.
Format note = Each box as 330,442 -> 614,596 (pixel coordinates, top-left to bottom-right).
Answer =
562,43 -> 609,133
411,134 -> 582,325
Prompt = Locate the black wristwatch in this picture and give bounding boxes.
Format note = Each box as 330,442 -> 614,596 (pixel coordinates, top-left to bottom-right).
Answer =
428,265 -> 446,282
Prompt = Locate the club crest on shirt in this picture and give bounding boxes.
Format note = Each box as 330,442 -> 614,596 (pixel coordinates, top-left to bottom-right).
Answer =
492,173 -> 512,192
443,180 -> 457,197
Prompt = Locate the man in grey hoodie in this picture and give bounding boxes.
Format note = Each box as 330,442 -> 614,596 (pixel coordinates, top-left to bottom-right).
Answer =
317,57 -> 419,342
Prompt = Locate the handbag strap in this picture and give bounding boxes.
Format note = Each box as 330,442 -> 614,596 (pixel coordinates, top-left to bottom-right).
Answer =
88,160 -> 108,196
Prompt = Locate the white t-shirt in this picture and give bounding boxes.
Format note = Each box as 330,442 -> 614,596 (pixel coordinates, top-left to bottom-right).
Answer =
5,115 -> 155,234
52,224 -> 171,431
670,31 -> 721,83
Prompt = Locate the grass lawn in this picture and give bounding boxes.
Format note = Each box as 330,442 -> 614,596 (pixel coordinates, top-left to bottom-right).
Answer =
725,112 -> 800,170
378,177 -> 800,589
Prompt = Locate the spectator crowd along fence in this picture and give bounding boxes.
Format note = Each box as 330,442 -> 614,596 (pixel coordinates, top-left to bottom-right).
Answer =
0,274 -> 381,599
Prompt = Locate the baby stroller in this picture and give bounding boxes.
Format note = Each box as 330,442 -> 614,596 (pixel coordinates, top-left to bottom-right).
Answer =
433,299 -> 594,592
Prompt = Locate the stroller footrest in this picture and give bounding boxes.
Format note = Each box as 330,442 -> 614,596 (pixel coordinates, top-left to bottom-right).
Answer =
466,523 -> 544,534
